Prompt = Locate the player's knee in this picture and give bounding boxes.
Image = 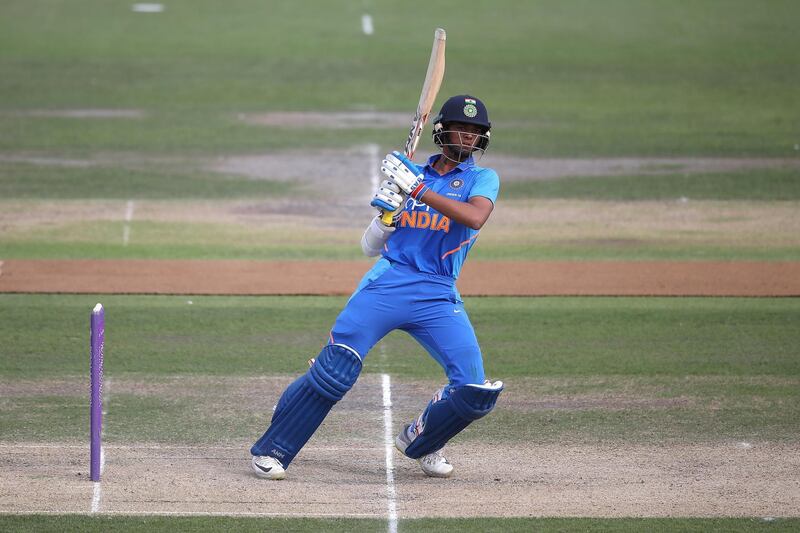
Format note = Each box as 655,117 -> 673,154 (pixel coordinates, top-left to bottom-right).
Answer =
306,343 -> 362,401
449,380 -> 504,420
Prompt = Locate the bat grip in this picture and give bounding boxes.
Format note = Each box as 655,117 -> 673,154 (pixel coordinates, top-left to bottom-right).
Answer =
379,209 -> 395,226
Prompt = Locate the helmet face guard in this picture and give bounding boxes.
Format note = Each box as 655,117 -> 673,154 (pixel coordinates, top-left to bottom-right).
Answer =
433,127 -> 490,162
432,95 -> 491,162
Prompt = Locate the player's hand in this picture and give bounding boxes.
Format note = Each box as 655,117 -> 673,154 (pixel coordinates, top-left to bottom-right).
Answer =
380,151 -> 429,200
370,179 -> 406,212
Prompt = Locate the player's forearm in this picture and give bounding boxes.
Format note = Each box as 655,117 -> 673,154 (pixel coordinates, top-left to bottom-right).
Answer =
361,215 -> 395,256
417,191 -> 492,230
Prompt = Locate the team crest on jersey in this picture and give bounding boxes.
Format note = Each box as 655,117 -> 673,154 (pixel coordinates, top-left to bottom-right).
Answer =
450,178 -> 464,189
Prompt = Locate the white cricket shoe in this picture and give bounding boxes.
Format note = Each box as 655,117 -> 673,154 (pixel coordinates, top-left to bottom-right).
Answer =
395,425 -> 454,478
417,448 -> 454,478
251,455 -> 286,480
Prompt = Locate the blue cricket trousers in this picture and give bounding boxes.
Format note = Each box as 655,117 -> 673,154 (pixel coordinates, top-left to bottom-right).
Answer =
329,259 -> 485,386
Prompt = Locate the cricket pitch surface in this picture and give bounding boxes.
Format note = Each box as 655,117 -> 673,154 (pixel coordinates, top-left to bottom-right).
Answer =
1,375 -> 798,518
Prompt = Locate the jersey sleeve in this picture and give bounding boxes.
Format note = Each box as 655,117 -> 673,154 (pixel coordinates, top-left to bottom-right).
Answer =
468,168 -> 500,204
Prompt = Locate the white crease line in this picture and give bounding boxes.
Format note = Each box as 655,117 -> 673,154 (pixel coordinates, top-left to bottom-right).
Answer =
132,3 -> 164,13
90,482 -> 101,513
361,14 -> 374,35
381,374 -> 398,533
379,341 -> 388,366
91,378 -> 108,512
123,200 -> 135,246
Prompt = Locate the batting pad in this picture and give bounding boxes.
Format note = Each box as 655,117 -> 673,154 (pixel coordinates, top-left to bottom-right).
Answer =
403,380 -> 504,459
250,343 -> 362,467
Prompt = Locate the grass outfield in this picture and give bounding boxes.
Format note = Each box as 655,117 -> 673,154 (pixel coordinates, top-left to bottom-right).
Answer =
1,0 -> 798,156
2,1 -> 798,263
2,294 -> 799,379
1,294 -> 797,445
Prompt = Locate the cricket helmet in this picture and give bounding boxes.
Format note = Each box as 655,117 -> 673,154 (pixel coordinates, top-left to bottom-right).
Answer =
432,95 -> 491,152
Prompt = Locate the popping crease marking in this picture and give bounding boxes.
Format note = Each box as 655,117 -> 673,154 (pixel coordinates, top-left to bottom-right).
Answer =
381,374 -> 398,532
123,200 -> 135,246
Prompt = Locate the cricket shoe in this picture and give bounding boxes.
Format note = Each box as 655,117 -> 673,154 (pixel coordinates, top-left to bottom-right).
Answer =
251,455 -> 286,480
395,424 -> 454,478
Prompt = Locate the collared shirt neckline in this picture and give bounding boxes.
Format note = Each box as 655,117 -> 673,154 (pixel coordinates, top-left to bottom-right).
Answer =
424,154 -> 475,178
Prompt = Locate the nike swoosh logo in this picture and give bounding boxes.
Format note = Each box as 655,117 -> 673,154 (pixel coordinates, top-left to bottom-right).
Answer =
454,309 -> 461,313
254,463 -> 274,473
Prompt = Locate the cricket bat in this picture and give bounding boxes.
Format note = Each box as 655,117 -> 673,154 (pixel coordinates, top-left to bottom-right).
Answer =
377,28 -> 446,225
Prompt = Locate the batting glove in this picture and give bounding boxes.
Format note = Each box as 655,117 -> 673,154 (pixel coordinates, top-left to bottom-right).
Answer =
370,179 -> 406,213
380,151 -> 429,200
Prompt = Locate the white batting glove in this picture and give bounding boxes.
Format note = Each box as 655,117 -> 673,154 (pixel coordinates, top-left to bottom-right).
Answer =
380,151 -> 429,200
371,179 -> 406,212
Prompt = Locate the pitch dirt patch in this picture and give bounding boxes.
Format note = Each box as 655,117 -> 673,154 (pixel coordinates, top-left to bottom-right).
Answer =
2,259 -> 799,296
207,146 -> 380,206
2,375 -> 798,518
4,442 -> 797,518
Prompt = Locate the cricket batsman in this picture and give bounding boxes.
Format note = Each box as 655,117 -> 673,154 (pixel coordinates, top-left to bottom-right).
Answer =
250,95 -> 504,480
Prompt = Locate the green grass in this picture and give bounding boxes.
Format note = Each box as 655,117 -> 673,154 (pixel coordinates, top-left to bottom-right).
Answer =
501,169 -> 800,201
484,376 -> 800,444
1,295 -> 797,446
1,0 -> 799,156
469,297 -> 800,377
0,215 -> 369,260
0,112 -> 400,153
1,1 -> 799,262
2,295 -> 798,379
0,294 -> 342,378
0,162 -> 298,199
1,516 -> 798,533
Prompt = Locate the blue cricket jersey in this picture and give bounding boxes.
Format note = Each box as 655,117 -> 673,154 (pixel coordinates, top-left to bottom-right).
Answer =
382,154 -> 500,279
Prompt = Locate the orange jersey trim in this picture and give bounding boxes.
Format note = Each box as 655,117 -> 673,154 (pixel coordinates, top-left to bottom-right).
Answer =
440,234 -> 479,260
